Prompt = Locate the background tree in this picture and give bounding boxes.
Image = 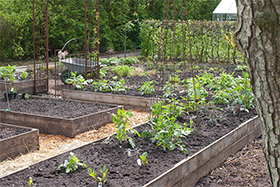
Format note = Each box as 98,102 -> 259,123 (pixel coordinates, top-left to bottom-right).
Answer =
235,1 -> 280,186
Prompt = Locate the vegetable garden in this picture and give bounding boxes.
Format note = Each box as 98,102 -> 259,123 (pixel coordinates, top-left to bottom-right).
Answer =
0,0 -> 263,186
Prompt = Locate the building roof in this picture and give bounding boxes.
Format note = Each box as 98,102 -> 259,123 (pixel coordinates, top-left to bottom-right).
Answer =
213,0 -> 237,14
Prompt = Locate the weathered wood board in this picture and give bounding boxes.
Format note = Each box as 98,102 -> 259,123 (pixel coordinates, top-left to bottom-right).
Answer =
143,116 -> 261,187
0,79 -> 47,95
63,89 -> 158,111
0,103 -> 122,138
0,123 -> 39,162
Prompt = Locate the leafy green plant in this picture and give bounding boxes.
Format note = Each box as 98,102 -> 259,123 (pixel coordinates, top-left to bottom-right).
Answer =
168,74 -> 180,84
88,165 -> 108,184
139,152 -> 148,166
142,100 -> 193,153
58,152 -> 87,173
20,71 -> 29,80
138,81 -> 155,95
0,65 -> 16,83
66,71 -> 93,89
109,109 -> 140,148
146,61 -> 154,70
119,57 -> 139,65
110,77 -> 129,93
24,93 -> 30,100
28,177 -> 33,187
93,80 -> 112,92
112,65 -> 133,77
162,82 -> 178,98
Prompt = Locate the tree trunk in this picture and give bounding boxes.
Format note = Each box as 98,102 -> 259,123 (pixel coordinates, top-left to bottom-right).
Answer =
235,1 -> 280,186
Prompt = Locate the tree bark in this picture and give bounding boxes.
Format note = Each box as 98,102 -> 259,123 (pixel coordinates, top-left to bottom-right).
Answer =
235,1 -> 280,186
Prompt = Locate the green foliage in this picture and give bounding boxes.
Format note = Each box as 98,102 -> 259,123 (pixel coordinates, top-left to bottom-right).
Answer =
65,71 -> 93,89
139,152 -> 148,166
146,61 -> 154,70
109,109 -> 140,148
93,80 -> 111,92
0,65 -> 16,83
24,93 -> 30,100
139,20 -> 244,64
20,71 -> 29,80
28,177 -> 33,187
58,152 -> 87,173
142,100 -> 193,153
138,81 -> 155,95
88,165 -> 108,184
118,57 -> 139,65
112,65 -> 133,77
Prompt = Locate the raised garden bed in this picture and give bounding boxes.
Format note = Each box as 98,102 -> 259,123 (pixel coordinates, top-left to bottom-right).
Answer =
0,97 -> 121,137
0,109 -> 260,186
63,89 -> 156,111
0,123 -> 39,162
0,79 -> 48,95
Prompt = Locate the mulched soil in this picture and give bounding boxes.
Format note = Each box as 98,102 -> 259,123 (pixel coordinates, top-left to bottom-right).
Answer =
0,124 -> 30,140
0,105 -> 257,186
0,97 -> 115,119
196,138 -> 271,187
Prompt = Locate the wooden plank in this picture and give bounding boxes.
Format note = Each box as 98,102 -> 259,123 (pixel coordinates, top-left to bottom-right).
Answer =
175,126 -> 261,187
72,106 -> 122,136
0,79 -> 47,94
63,89 -> 156,110
0,123 -> 39,162
0,110 -> 74,137
144,116 -> 260,187
0,103 -> 122,137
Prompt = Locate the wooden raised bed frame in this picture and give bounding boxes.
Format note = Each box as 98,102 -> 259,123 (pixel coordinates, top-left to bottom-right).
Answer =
0,79 -> 47,95
63,89 -> 158,111
0,123 -> 39,162
0,116 -> 261,186
0,99 -> 122,138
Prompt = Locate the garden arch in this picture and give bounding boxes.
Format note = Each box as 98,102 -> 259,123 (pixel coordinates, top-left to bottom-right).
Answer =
32,0 -> 100,96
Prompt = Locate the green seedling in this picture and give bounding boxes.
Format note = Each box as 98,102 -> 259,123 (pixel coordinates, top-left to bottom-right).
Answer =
138,81 -> 155,95
88,165 -> 108,184
20,71 -> 29,80
58,152 -> 87,173
108,108 -> 140,148
24,93 -> 30,100
139,152 -> 148,166
28,177 -> 33,187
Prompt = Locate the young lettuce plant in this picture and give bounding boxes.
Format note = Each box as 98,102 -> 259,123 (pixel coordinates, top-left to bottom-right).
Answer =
88,165 -> 108,185
58,152 -> 87,173
108,108 -> 141,148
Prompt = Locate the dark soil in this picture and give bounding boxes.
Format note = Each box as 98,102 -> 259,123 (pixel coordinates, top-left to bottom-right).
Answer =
0,97 -> 115,119
0,124 -> 30,140
0,106 -> 257,187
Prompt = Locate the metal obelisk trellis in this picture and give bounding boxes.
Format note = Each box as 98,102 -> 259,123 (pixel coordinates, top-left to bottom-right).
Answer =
32,0 -> 49,94
32,0 -> 100,97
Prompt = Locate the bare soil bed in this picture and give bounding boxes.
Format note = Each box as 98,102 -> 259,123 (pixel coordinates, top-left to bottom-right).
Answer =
0,106 -> 257,186
0,124 -> 30,140
0,97 -> 114,119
